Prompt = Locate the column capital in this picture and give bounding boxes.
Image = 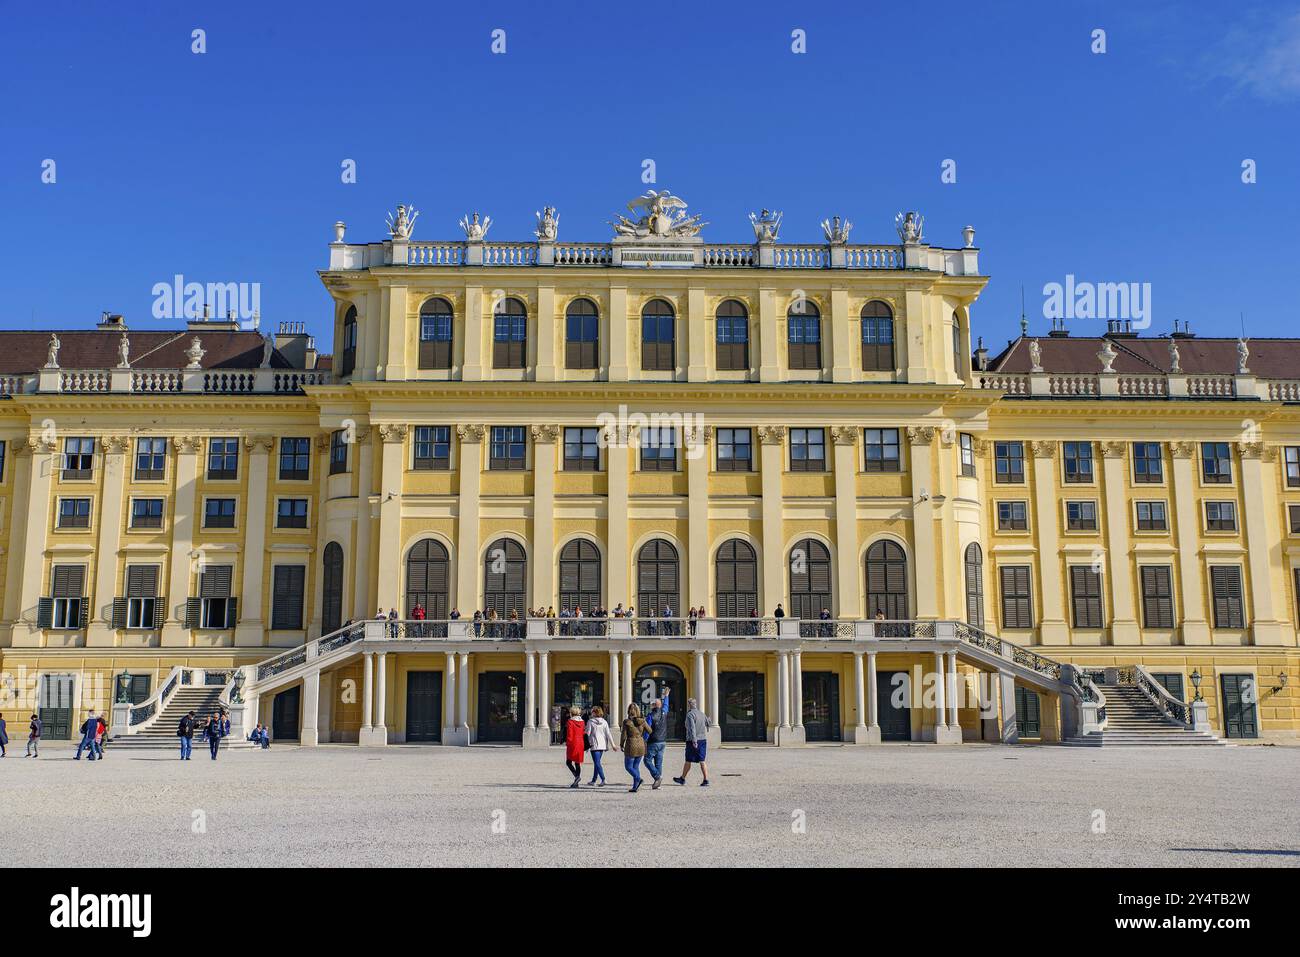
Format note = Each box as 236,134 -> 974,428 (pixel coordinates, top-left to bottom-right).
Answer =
758,425 -> 786,445
684,422 -> 712,447
1100,440 -> 1126,459
244,434 -> 275,453
174,435 -> 204,454
830,425 -> 857,446
1029,440 -> 1056,459
378,423 -> 408,444
906,426 -> 934,447
1236,440 -> 1267,460
530,424 -> 561,443
100,435 -> 132,455
457,424 -> 486,443
1170,440 -> 1196,459
22,436 -> 57,455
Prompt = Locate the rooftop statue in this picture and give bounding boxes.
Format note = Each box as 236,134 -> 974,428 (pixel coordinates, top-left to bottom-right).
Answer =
386,204 -> 419,240
611,190 -> 707,239
1237,337 -> 1249,374
821,216 -> 853,243
117,332 -> 131,369
1028,338 -> 1043,373
1097,339 -> 1117,373
535,206 -> 559,241
459,211 -> 492,241
1168,338 -> 1181,374
749,208 -> 782,242
45,333 -> 60,369
185,336 -> 206,370
895,210 -> 925,244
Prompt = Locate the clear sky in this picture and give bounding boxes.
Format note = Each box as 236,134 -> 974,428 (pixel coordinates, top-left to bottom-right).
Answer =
2,1 -> 1297,355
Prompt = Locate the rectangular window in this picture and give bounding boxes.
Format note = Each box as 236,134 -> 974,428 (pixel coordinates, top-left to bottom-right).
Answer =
1210,566 -> 1244,629
412,426 -> 451,471
57,498 -> 91,529
419,310 -> 453,369
862,428 -> 901,473
50,564 -> 86,630
1135,500 -> 1167,531
493,312 -> 527,369
1066,501 -> 1098,531
1132,442 -> 1163,483
489,427 -> 526,471
787,315 -> 821,370
1070,566 -> 1104,629
999,565 -> 1033,629
1286,447 -> 1300,488
563,427 -> 601,472
125,564 -> 160,630
63,437 -> 94,480
135,437 -> 167,480
279,437 -> 311,481
1290,505 -> 1300,534
276,498 -> 309,529
641,313 -> 675,372
204,498 -> 236,529
716,428 -> 752,472
996,501 -> 1028,531
789,428 -> 826,472
565,310 -> 599,370
130,498 -> 164,529
198,564 -> 235,629
1205,500 -> 1238,532
1140,565 -> 1174,629
959,433 -> 975,478
994,441 -> 1024,484
207,437 -> 239,480
329,430 -> 348,475
1062,442 -> 1094,483
271,565 -> 306,630
715,315 -> 749,371
640,427 -> 679,472
1201,442 -> 1232,483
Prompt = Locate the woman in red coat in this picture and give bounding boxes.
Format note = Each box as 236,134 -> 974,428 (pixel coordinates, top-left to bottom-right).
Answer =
563,706 -> 586,789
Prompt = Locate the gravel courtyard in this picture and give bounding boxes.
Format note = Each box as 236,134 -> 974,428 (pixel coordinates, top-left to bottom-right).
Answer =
4,742 -> 1298,867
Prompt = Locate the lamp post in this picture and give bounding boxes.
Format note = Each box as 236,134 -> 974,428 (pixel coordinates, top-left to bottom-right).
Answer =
1190,669 -> 1203,702
1271,671 -> 1288,695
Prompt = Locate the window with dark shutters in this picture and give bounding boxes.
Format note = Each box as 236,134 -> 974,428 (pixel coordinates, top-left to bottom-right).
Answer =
865,541 -> 908,620
198,565 -> 236,629
1070,566 -> 1104,628
405,539 -> 449,620
637,539 -> 680,614
1140,566 -> 1174,629
492,298 -> 528,369
418,298 -> 454,369
964,543 -> 985,628
272,565 -> 306,630
640,299 -> 676,372
340,305 -> 358,377
565,298 -> 599,370
1000,565 -> 1033,629
483,539 -> 527,618
1210,566 -> 1245,628
715,539 -> 758,631
322,542 -> 345,632
787,301 -> 821,371
558,540 -> 601,613
49,565 -> 87,629
124,564 -> 161,629
715,300 -> 749,371
489,427 -> 527,471
861,301 -> 895,372
789,538 -> 832,623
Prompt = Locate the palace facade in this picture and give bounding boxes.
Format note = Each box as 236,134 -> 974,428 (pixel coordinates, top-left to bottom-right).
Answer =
0,195 -> 1296,748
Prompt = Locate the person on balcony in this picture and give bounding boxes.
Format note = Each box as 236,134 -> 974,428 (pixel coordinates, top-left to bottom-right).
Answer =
387,608 -> 399,640
411,601 -> 426,638
662,604 -> 675,636
472,609 -> 483,639
563,706 -> 586,789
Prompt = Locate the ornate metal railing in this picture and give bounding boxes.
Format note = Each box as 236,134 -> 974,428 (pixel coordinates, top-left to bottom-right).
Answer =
318,622 -> 366,654
126,666 -> 182,728
799,620 -> 856,638
255,644 -> 307,681
955,622 -> 1002,656
1134,665 -> 1190,725
716,617 -> 780,637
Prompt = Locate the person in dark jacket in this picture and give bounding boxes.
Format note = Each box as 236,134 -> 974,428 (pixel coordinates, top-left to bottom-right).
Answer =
205,714 -> 224,760
0,714 -> 8,757
177,711 -> 196,760
643,698 -> 668,789
75,711 -> 99,761
563,706 -> 586,789
94,714 -> 107,759
25,715 -> 41,756
620,704 -> 651,793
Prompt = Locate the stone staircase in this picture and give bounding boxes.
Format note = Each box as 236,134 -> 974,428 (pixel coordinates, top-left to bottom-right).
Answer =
110,685 -> 255,750
1063,685 -> 1227,747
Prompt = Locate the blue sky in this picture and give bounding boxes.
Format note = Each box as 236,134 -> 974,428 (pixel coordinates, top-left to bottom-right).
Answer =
1,1 -> 1297,353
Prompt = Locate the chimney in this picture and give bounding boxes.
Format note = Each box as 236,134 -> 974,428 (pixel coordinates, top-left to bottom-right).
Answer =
1170,319 -> 1195,339
973,337 -> 989,372
274,321 -> 313,369
97,311 -> 128,330
1047,317 -> 1070,338
1105,319 -> 1137,339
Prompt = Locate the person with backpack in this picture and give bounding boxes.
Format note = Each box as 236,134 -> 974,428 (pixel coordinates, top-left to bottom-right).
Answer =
177,710 -> 196,760
620,704 -> 651,793
74,711 -> 99,761
25,714 -> 41,757
563,706 -> 586,789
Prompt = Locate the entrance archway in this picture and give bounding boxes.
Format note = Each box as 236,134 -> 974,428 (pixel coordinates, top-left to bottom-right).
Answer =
634,662 -> 685,740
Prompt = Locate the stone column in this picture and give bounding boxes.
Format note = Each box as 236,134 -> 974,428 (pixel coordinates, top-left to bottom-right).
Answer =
686,285 -> 708,382
706,651 -> 719,723
442,651 -> 457,740
1030,441 -> 1069,643
686,425 -> 711,610
850,650 -> 877,744
605,427 -> 629,608
867,651 -> 881,736
758,287 -> 780,382
608,649 -> 620,722
789,649 -> 806,744
999,671 -> 1019,744
759,426 -> 786,615
525,651 -> 536,730
829,287 -> 852,383
776,651 -> 790,733
373,426 -> 407,615
1169,442 -> 1210,644
383,284 -> 409,381
535,285 -> 557,382
375,651 -> 388,742
932,651 -> 947,736
829,428 -> 861,618
608,286 -> 629,382
946,650 -> 959,730
301,670 -> 321,747
352,428 -> 374,619
361,652 -> 374,733
532,426 -> 559,609
1100,441 -> 1139,643
908,427 -> 938,619
1240,442 -> 1287,645
462,285 -> 484,381
537,650 -> 549,737
235,435 -> 274,646
693,650 -> 706,714
456,426 -> 484,613
161,437 -> 201,646
87,436 -> 129,647
621,651 -> 633,720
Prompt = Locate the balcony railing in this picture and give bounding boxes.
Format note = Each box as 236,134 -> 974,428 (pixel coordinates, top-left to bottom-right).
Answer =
26,367 -> 332,396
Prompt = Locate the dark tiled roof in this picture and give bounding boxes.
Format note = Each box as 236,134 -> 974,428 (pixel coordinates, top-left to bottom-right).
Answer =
0,330 -> 297,375
985,335 -> 1300,378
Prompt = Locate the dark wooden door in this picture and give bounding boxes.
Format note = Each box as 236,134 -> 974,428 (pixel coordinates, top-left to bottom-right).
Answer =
38,674 -> 74,740
477,671 -> 525,742
719,671 -> 765,742
273,685 -> 301,741
802,671 -> 841,741
1220,674 -> 1258,739
876,670 -> 910,741
405,671 -> 442,742
1014,686 -> 1041,738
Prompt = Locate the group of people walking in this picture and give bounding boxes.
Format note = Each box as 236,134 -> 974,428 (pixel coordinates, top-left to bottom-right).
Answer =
563,690 -> 713,793
3,714 -> 43,757
176,709 -> 231,760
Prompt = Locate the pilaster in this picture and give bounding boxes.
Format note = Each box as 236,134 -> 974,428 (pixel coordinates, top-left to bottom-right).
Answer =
1100,442 -> 1139,643
532,425 -> 559,608
456,425 -> 484,613
758,426 -> 786,613
1030,441 -> 1069,643
86,436 -> 130,647
234,435 -> 273,646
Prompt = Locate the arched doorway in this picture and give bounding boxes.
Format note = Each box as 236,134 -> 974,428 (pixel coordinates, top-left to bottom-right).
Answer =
715,539 -> 758,636
789,538 -> 832,635
637,539 -> 680,616
558,539 -> 601,614
483,539 -> 527,620
634,662 -> 685,739
407,539 -> 450,637
321,541 -> 344,634
865,540 -> 909,633
964,542 -> 985,629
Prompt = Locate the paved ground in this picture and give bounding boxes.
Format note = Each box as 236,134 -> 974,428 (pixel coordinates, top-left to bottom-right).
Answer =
3,742 -> 1298,867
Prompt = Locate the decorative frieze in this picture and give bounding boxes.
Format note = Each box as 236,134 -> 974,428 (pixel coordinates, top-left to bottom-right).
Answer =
244,435 -> 276,453
99,435 -> 132,455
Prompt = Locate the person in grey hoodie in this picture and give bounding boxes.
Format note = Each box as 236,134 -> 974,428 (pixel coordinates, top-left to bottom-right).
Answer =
673,698 -> 713,787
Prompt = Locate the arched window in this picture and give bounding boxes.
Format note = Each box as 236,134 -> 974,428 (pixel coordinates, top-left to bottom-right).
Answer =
340,306 -> 357,377
787,300 -> 821,370
865,540 -> 909,621
565,298 -> 599,370
493,297 -> 527,369
641,299 -> 676,372
716,539 -> 758,635
558,540 -> 601,614
483,539 -> 527,617
321,542 -> 344,634
637,539 -> 680,617
715,300 -> 749,371
964,542 -> 985,629
407,539 -> 450,626
861,301 -> 895,371
418,297 -> 453,370
789,539 -> 832,629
